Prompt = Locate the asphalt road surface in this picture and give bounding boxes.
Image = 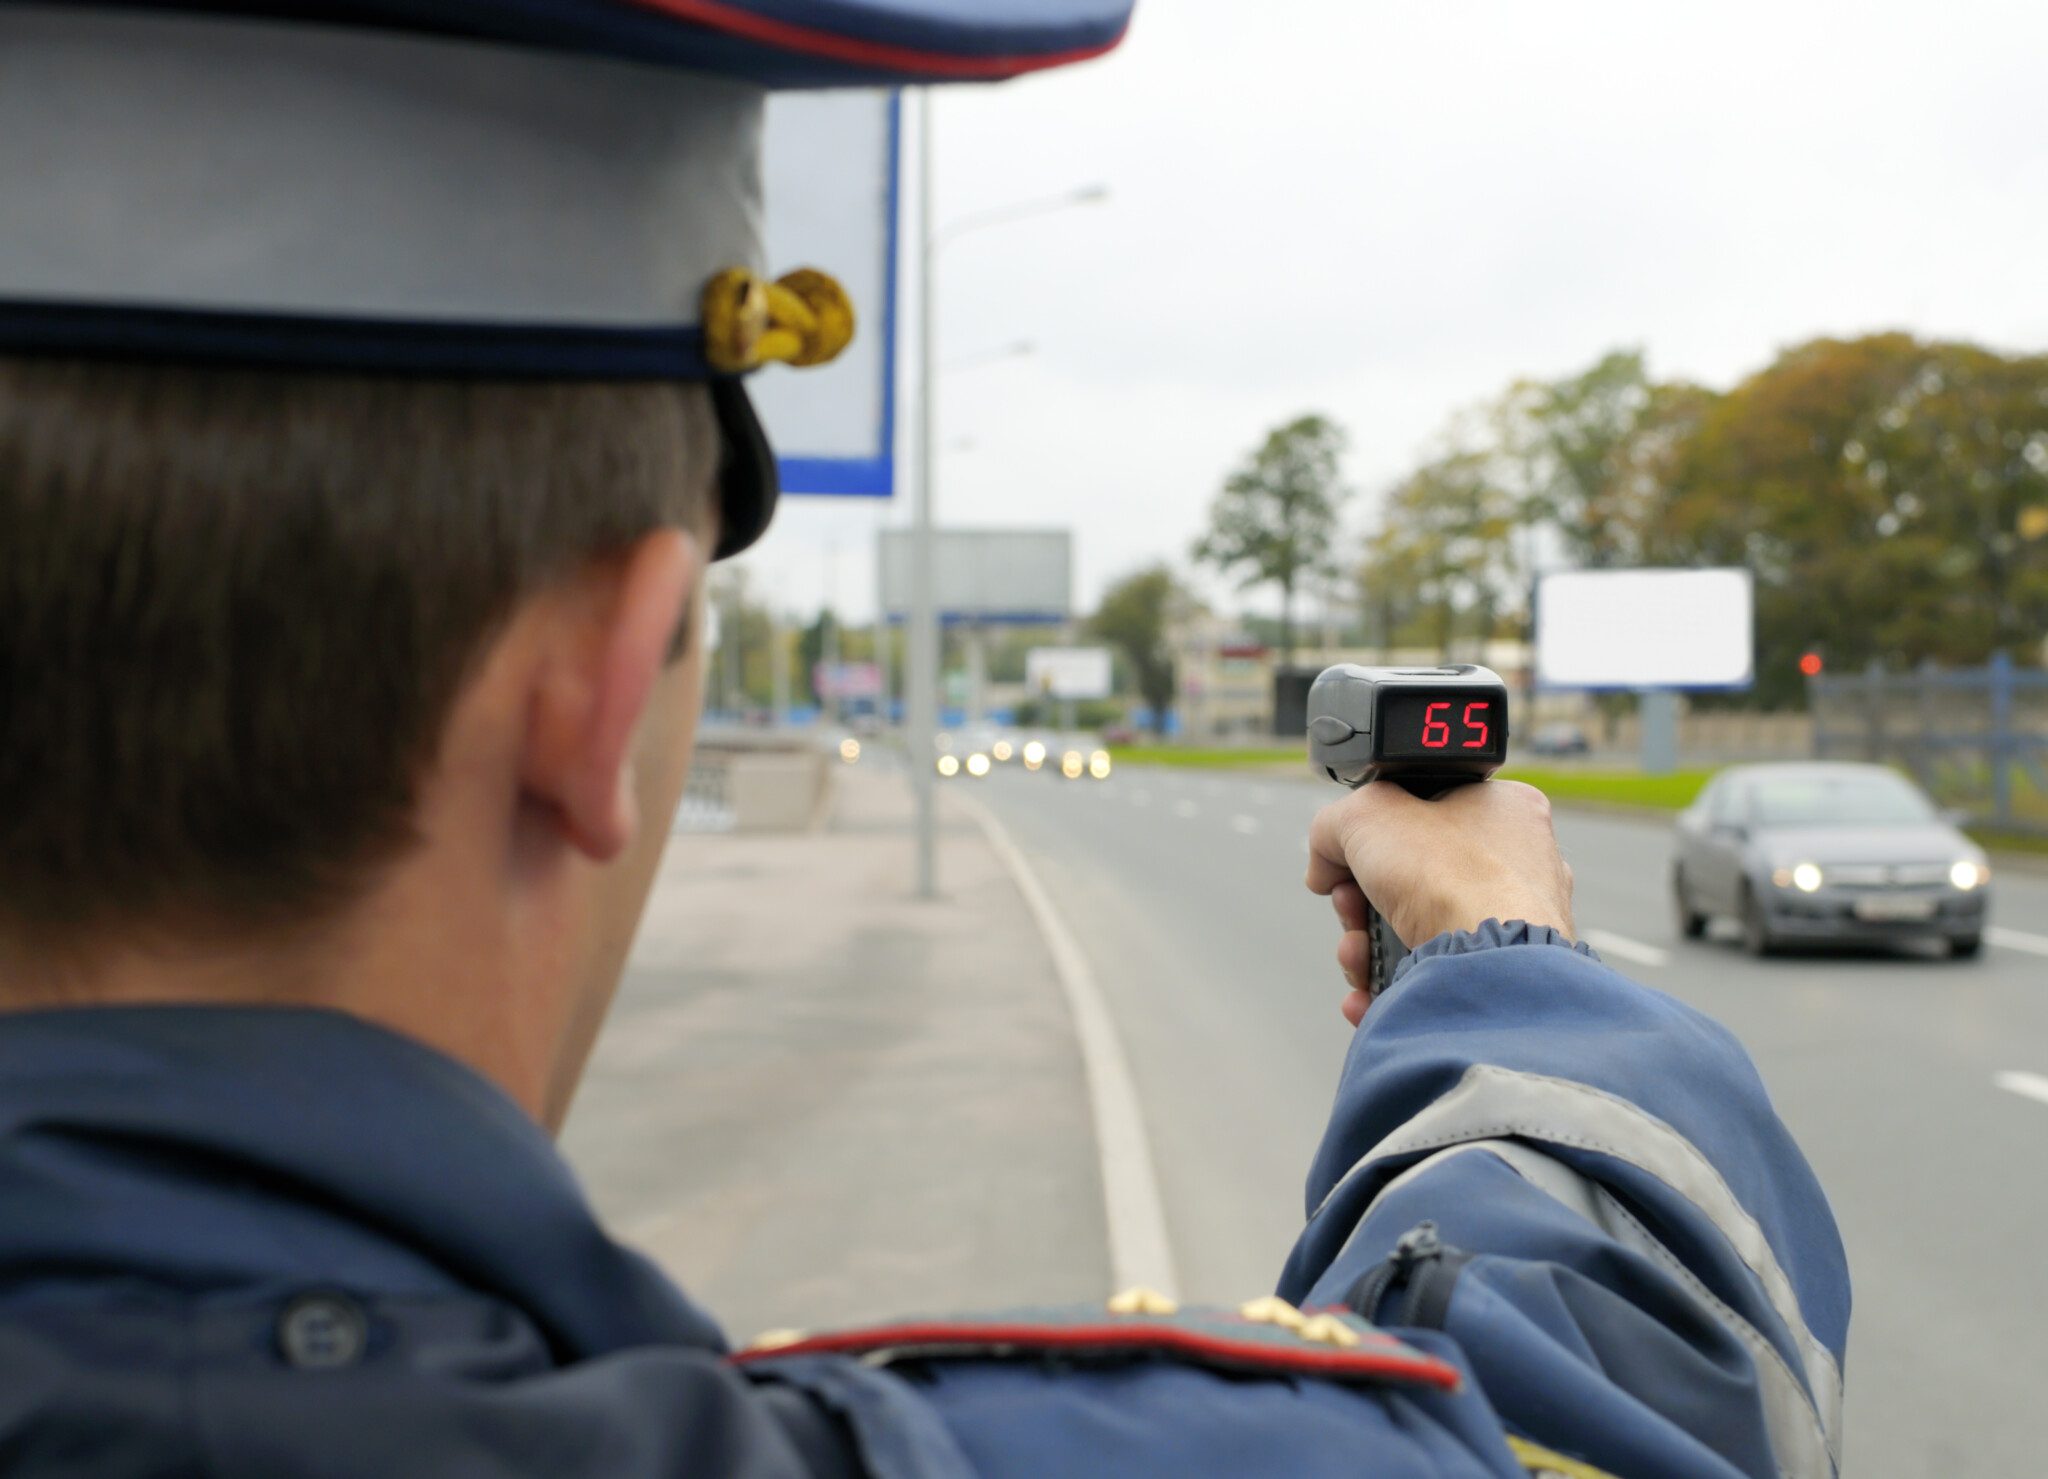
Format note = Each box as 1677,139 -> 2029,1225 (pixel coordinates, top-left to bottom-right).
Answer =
971,763 -> 2048,1479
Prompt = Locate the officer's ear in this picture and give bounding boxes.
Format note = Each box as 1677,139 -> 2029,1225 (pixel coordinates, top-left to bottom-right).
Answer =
516,527 -> 703,863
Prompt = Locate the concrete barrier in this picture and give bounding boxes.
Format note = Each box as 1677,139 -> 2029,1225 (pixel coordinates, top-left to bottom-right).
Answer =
685,731 -> 833,833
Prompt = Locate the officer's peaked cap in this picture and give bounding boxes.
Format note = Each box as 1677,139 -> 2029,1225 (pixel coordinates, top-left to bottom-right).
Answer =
0,0 -> 1134,557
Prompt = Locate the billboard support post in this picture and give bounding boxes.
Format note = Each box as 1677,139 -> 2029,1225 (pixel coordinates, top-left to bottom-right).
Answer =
908,89 -> 938,899
1639,689 -> 1679,776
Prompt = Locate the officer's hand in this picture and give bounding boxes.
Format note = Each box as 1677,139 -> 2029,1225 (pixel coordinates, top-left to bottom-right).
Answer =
1307,781 -> 1574,1026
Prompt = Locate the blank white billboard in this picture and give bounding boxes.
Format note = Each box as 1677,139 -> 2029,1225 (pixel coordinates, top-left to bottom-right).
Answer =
879,529 -> 1071,624
1027,647 -> 1113,700
1536,568 -> 1753,690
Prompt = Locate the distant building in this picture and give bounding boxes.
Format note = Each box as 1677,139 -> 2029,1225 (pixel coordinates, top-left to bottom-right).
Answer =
1170,623 -> 1572,742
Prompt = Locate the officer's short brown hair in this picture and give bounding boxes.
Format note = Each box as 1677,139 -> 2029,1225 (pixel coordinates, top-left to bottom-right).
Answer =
0,357 -> 717,951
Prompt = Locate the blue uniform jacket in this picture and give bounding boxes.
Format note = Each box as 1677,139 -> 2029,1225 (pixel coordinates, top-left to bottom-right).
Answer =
0,924 -> 1846,1477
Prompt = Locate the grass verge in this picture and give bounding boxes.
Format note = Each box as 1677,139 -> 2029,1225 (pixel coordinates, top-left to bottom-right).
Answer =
1500,766 -> 1713,811
1105,745 -> 1300,771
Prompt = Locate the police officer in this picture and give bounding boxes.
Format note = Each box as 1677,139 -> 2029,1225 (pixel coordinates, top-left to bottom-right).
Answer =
0,4 -> 1845,1476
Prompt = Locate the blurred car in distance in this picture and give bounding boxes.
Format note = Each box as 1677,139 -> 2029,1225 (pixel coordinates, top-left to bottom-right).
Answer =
1051,734 -> 1112,781
1526,722 -> 1592,757
1672,762 -> 1988,957
934,729 -> 992,780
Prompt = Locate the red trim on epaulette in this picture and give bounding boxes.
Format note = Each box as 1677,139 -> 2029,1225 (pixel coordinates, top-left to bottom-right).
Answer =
623,0 -> 1129,79
730,1317 -> 1463,1391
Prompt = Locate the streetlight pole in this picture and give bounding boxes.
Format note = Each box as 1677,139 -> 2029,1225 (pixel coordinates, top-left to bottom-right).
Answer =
908,87 -> 941,897
906,88 -> 1105,898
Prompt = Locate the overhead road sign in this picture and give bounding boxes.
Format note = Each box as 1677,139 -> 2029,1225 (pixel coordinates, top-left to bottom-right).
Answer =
879,528 -> 1072,626
753,91 -> 902,497
1536,568 -> 1754,692
1027,647 -> 1113,701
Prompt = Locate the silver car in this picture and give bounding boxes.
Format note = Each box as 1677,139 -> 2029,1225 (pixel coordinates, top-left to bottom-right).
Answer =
1672,762 -> 1989,958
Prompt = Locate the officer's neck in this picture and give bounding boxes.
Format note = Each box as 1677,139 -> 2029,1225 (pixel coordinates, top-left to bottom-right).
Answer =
0,669 -> 622,1137
0,802 -> 587,1130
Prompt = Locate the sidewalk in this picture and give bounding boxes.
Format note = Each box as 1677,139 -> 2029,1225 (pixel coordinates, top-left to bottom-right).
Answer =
560,759 -> 1110,1343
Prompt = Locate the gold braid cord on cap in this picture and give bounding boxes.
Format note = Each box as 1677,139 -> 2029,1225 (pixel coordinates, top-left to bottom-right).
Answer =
702,266 -> 856,373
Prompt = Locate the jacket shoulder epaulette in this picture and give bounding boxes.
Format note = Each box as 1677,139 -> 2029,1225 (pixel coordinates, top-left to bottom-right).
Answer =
730,1287 -> 1461,1392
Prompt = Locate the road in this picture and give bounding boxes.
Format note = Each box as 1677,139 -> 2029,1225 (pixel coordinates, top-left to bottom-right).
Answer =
972,762 -> 2048,1479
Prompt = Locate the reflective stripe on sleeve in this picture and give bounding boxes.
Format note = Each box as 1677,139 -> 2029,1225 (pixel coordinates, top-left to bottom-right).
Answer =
1318,1064 -> 1843,1473
1365,1138 -> 1834,1479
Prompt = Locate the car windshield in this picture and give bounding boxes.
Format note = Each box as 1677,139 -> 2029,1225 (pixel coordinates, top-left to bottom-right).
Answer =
1748,773 -> 1937,827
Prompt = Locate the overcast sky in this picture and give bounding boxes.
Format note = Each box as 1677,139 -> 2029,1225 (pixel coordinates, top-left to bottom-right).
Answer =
730,0 -> 2048,627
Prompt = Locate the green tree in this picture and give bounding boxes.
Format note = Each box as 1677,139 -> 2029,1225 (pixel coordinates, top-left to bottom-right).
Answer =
1088,565 -> 1190,735
1662,334 -> 2048,702
796,609 -> 839,706
1194,415 -> 1349,666
708,569 -> 778,709
1495,350 -> 1661,569
1367,441 -> 1520,659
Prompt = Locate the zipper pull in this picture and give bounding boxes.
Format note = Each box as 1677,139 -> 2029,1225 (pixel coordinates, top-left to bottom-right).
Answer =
1343,1221 -> 1446,1323
1388,1221 -> 1445,1274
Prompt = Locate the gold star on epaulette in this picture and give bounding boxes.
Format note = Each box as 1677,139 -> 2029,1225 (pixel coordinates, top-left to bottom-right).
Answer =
1297,1313 -> 1363,1349
1504,1435 -> 1623,1478
1104,1286 -> 1179,1317
1237,1295 -> 1308,1332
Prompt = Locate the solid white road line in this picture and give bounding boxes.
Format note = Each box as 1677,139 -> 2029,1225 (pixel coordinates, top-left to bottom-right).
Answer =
955,791 -> 1181,1297
1994,1070 -> 2048,1108
1581,928 -> 1672,968
1172,799 -> 1200,819
1230,814 -> 1260,835
1129,791 -> 1152,807
1988,926 -> 2048,958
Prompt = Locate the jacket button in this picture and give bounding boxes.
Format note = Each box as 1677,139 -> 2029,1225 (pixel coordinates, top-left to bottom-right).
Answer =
277,1293 -> 369,1370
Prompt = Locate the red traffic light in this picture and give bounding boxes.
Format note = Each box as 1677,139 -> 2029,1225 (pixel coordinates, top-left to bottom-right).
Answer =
1798,652 -> 1824,678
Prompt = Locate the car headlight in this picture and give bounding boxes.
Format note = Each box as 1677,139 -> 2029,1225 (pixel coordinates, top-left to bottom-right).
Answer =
1951,859 -> 1990,890
1060,751 -> 1085,779
992,740 -> 1013,762
1771,862 -> 1824,892
1088,750 -> 1112,779
1022,740 -> 1046,766
965,752 -> 991,778
838,737 -> 860,763
936,754 -> 960,778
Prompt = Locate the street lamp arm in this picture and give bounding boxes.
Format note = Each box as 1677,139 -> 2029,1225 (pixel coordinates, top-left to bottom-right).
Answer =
930,184 -> 1109,251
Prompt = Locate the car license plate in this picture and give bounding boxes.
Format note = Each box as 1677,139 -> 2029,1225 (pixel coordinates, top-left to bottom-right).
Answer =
1854,895 -> 1938,922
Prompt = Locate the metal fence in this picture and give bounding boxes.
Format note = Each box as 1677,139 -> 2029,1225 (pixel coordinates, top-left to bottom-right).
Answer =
672,755 -> 735,834
1812,653 -> 2048,832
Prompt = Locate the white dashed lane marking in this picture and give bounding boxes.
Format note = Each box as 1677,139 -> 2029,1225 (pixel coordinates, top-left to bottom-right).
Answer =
1230,815 -> 1260,835
1988,926 -> 2048,958
1172,799 -> 1200,820
1994,1070 -> 2048,1108
1581,929 -> 1671,968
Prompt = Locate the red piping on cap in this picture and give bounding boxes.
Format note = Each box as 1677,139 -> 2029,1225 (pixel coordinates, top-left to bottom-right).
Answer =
624,0 -> 1127,78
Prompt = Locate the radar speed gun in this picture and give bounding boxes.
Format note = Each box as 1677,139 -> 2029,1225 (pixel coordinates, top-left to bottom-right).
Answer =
1306,664 -> 1510,996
